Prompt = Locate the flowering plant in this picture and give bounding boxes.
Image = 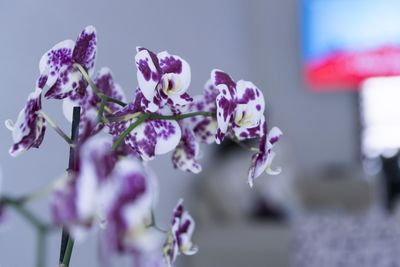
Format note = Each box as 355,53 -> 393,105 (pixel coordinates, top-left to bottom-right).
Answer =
1,26 -> 282,267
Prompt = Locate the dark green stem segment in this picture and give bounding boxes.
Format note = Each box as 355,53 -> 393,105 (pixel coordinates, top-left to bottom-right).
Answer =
96,96 -> 107,123
59,107 -> 81,266
61,238 -> 74,266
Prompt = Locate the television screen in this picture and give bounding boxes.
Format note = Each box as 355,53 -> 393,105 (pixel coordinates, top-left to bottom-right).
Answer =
303,0 -> 400,90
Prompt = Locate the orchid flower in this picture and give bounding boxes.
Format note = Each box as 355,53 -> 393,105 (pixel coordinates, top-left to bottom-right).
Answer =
135,47 -> 193,112
163,199 -> 198,267
104,157 -> 161,254
172,122 -> 202,174
5,88 -> 46,157
63,66 -> 126,122
211,69 -> 265,144
40,26 -> 97,100
51,136 -> 118,237
248,125 -> 283,188
108,92 -> 181,160
187,80 -> 219,144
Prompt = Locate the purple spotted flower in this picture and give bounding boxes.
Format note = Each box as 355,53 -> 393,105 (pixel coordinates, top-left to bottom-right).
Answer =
5,88 -> 46,157
40,26 -> 97,100
51,136 -> 119,236
108,92 -> 181,160
187,80 -> 219,144
172,122 -> 202,174
135,47 -> 193,112
211,69 -> 265,144
248,124 -> 282,188
163,199 -> 198,267
104,157 -> 161,255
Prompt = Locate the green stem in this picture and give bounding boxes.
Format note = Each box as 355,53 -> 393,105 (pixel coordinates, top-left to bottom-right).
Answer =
61,238 -> 74,266
103,95 -> 127,107
1,197 -> 48,230
112,114 -> 150,150
96,96 -> 107,123
147,111 -> 214,121
38,111 -> 73,145
36,229 -> 46,267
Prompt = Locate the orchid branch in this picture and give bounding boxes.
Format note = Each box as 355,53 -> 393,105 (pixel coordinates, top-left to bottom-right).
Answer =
112,114 -> 150,150
38,111 -> 73,145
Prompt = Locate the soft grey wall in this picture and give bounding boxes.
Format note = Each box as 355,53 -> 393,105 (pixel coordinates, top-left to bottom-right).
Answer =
0,0 -> 357,266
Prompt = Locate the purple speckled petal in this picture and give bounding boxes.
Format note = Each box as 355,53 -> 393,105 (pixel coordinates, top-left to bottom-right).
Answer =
157,51 -> 191,93
105,156 -> 153,253
163,199 -> 198,265
231,119 -> 263,141
45,64 -> 87,99
248,126 -> 282,187
135,48 -> 162,102
172,123 -> 202,174
75,136 -> 117,220
128,121 -> 157,161
39,40 -> 75,90
215,94 -> 235,144
151,119 -> 181,155
92,67 -> 126,112
232,80 -> 265,140
6,88 -> 46,157
211,69 -> 236,98
108,103 -> 157,161
72,26 -> 97,75
193,117 -> 217,144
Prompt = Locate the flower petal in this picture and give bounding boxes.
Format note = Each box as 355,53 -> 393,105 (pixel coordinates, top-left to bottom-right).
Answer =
151,119 -> 181,155
93,67 -> 126,112
193,117 -> 217,144
172,124 -> 202,174
7,88 -> 46,157
157,51 -> 191,93
72,25 -> 97,75
39,39 -> 75,89
211,69 -> 236,97
135,48 -> 162,101
215,94 -> 235,144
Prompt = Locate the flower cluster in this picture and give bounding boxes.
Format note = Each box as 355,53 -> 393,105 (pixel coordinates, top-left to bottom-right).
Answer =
5,25 -> 282,266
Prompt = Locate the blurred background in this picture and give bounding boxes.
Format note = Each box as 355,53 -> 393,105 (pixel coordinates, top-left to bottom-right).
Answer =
2,0 -> 400,266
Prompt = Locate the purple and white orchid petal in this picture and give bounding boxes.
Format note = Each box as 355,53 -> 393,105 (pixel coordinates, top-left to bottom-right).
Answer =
93,67 -> 126,112
215,94 -> 235,144
6,88 -> 46,157
248,127 -> 282,188
172,124 -> 202,174
157,51 -> 191,94
75,136 -> 117,220
39,40 -> 75,90
72,25 -> 97,75
233,80 -> 265,133
41,26 -> 97,100
45,66 -> 87,99
135,48 -> 162,102
193,117 -> 217,144
151,119 -> 181,155
164,199 -> 198,266
211,69 -> 236,98
128,121 -> 157,161
231,119 -> 263,141
162,91 -> 193,107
